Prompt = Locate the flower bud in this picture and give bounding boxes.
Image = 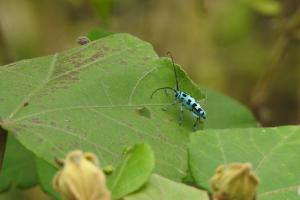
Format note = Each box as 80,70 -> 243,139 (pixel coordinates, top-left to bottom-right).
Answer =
103,165 -> 114,175
53,150 -> 111,200
210,163 -> 259,200
76,36 -> 90,45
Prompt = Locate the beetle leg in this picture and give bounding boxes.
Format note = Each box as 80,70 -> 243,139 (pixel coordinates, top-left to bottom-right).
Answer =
162,98 -> 177,111
178,103 -> 184,125
193,117 -> 200,131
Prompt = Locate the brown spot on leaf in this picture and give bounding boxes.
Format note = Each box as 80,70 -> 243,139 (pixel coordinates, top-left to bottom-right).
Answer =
119,59 -> 127,65
51,147 -> 58,152
144,56 -> 151,61
50,121 -> 57,126
37,137 -> 44,143
70,141 -> 81,149
30,118 -> 43,124
57,144 -> 65,151
111,48 -> 120,52
102,46 -> 109,52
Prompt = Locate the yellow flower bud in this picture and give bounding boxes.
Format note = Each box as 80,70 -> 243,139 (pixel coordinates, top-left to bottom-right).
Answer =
53,150 -> 111,200
210,163 -> 259,200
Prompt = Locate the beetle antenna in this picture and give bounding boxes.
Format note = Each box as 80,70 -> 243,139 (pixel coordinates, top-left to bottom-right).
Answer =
150,87 -> 176,98
167,52 -> 179,91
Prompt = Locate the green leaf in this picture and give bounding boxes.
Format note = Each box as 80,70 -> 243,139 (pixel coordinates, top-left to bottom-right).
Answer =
203,88 -> 257,129
90,0 -> 114,24
189,126 -> 300,200
250,0 -> 281,16
88,28 -> 113,41
0,33 -> 256,182
107,144 -> 154,200
35,158 -> 61,200
124,174 -> 209,200
0,134 -> 38,191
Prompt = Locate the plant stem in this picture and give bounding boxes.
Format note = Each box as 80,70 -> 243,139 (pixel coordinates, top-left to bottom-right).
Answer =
0,23 -> 12,64
250,6 -> 300,123
0,22 -> 10,170
0,126 -> 7,171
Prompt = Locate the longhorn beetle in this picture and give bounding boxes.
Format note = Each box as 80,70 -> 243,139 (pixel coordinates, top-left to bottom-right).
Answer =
150,52 -> 206,130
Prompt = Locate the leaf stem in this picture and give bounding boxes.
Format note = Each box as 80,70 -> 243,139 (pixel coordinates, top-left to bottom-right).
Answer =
0,126 -> 7,171
0,23 -> 12,64
250,5 -> 300,123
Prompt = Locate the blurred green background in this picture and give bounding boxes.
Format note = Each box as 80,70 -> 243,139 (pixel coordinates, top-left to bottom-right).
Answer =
0,0 -> 299,198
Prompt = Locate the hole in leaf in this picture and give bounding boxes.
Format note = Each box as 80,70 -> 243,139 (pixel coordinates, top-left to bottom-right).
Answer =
135,107 -> 151,119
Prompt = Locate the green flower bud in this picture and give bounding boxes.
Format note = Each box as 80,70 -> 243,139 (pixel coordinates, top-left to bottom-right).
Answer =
103,165 -> 114,175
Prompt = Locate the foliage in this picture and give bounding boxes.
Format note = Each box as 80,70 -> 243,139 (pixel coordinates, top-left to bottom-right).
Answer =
0,33 -> 299,200
124,174 -> 209,200
0,0 -> 298,127
189,126 -> 300,199
0,33 -> 256,181
88,28 -> 113,41
107,144 -> 154,200
0,135 -> 38,192
35,158 -> 60,199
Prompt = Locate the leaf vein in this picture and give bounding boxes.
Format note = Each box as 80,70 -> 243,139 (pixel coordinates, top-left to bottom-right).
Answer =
8,53 -> 58,119
89,108 -> 187,154
258,185 -> 298,197
22,121 -> 117,160
128,66 -> 158,105
254,128 -> 298,172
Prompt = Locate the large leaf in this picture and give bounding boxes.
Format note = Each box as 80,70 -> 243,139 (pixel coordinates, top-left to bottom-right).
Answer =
0,33 -> 256,181
35,158 -> 61,199
107,143 -> 154,200
203,88 -> 257,129
124,174 -> 209,200
189,126 -> 300,200
0,134 -> 38,191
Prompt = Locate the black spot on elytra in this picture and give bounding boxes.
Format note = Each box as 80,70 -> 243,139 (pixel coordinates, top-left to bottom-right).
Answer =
192,103 -> 197,108
187,99 -> 192,105
182,93 -> 187,97
135,107 -> 151,119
